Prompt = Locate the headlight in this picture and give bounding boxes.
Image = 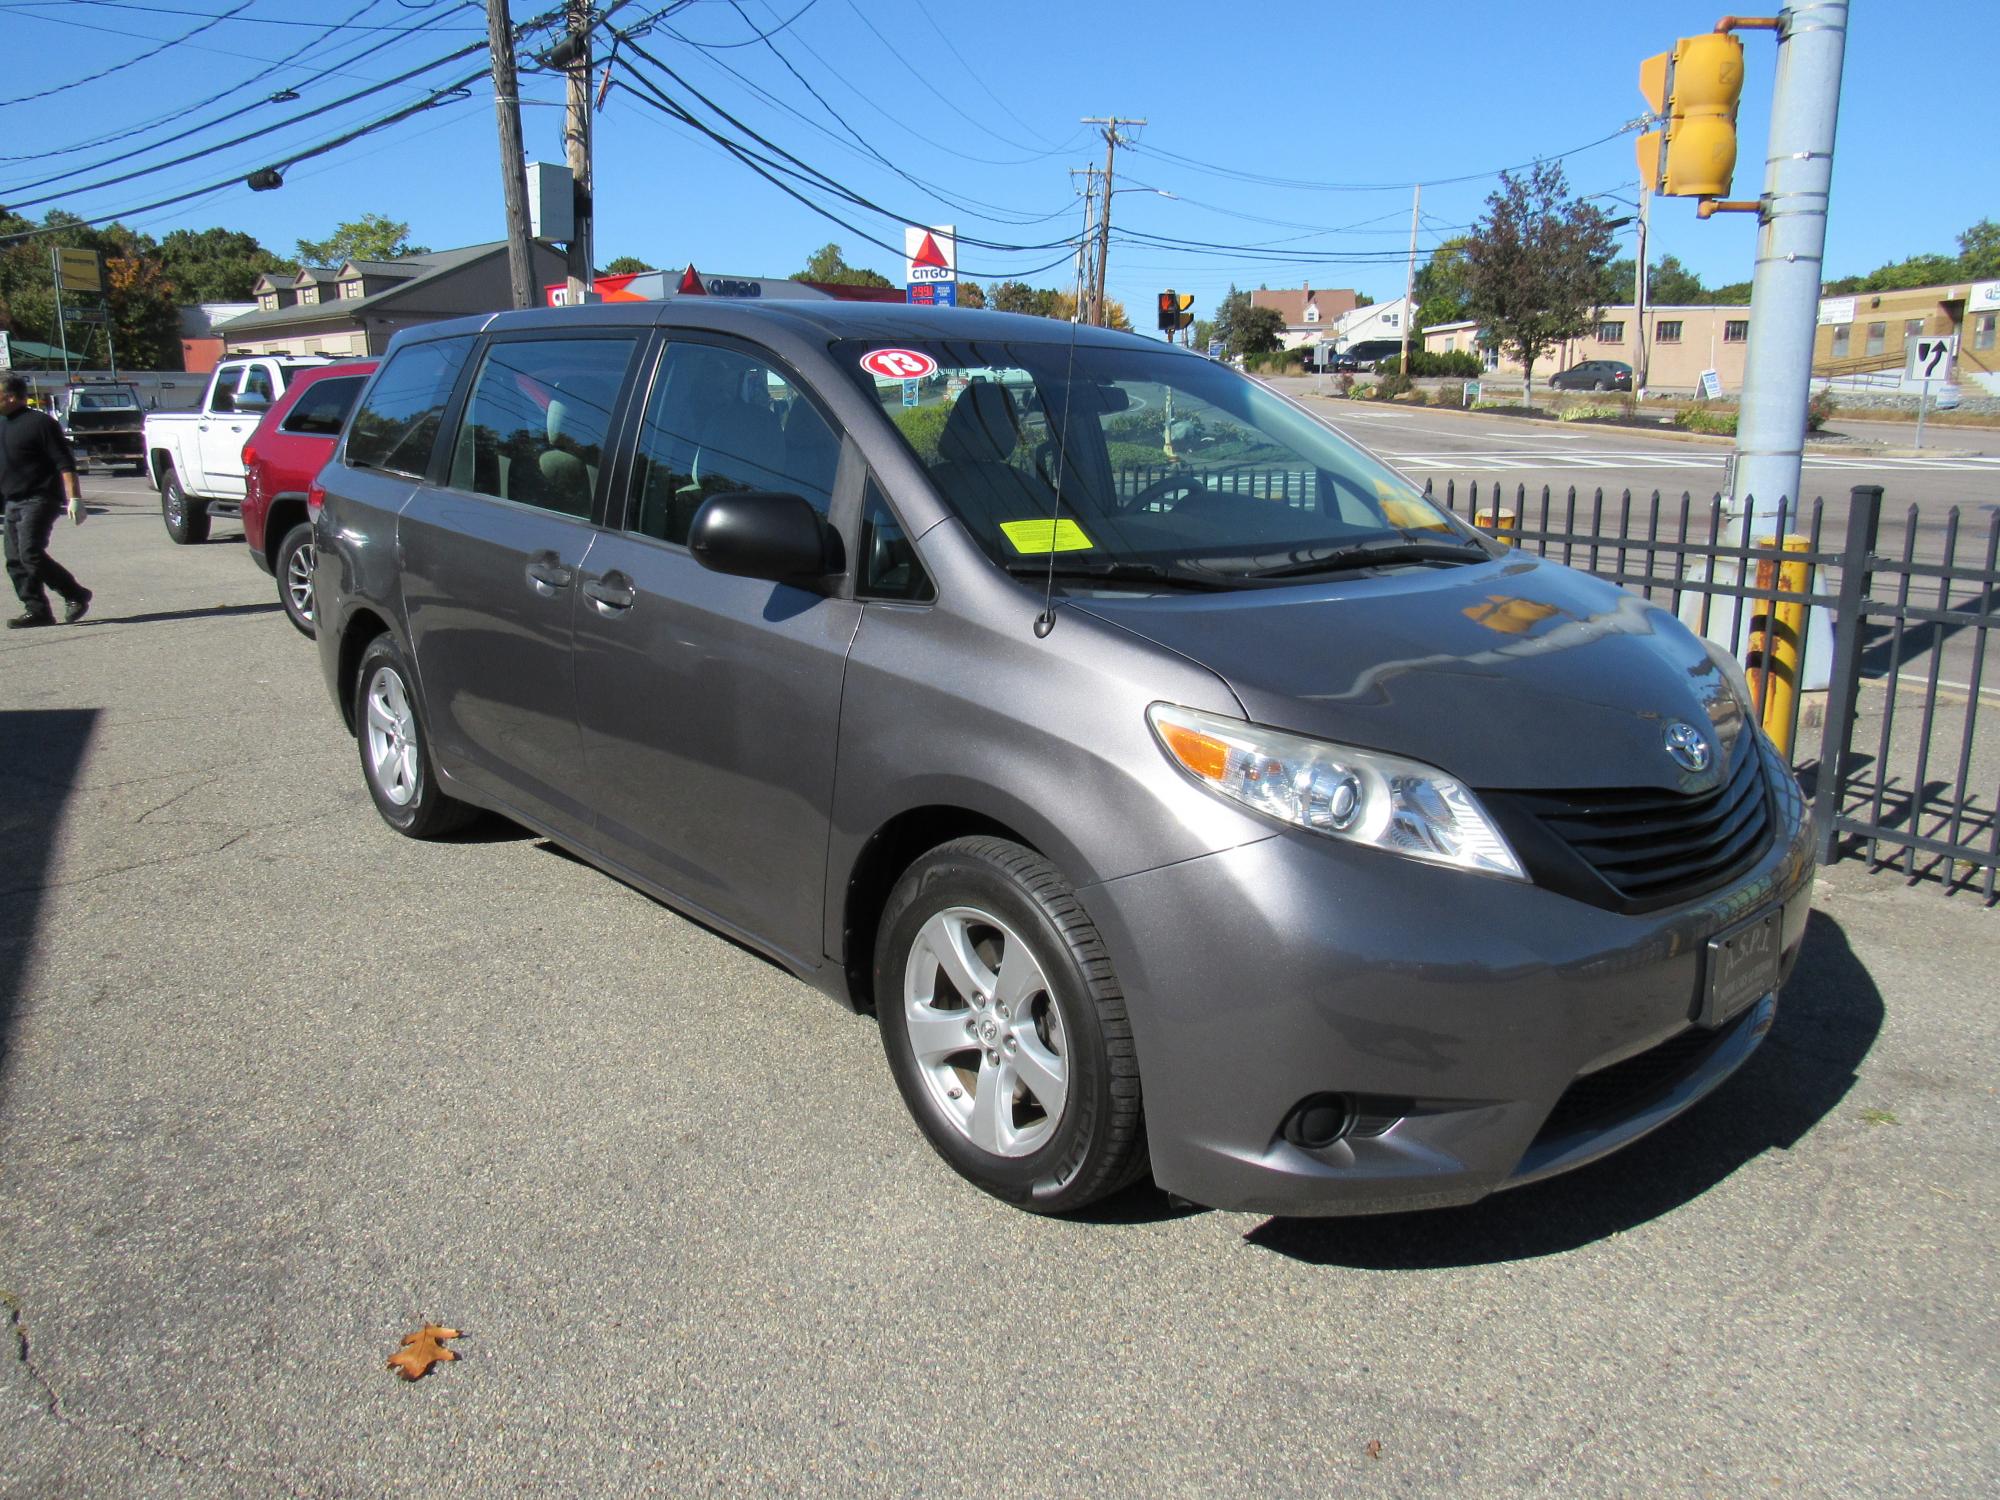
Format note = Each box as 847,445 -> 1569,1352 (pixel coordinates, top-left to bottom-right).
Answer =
1702,637 -> 1758,731
1147,703 -> 1526,881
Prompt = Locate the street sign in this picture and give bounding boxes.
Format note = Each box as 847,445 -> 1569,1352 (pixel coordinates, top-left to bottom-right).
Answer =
1906,334 -> 1956,382
55,248 -> 101,294
903,225 -> 956,284
1206,339 -> 1223,359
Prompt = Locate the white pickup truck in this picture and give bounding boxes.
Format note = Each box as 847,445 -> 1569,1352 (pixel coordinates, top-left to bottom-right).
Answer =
144,355 -> 330,543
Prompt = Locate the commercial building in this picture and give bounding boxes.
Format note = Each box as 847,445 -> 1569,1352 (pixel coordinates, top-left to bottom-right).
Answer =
1424,304 -> 1753,394
1814,280 -> 2000,395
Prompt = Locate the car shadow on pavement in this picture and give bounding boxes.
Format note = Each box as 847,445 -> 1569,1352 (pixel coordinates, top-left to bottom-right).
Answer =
1243,908 -> 1882,1267
0,709 -> 98,1083
86,601 -> 282,626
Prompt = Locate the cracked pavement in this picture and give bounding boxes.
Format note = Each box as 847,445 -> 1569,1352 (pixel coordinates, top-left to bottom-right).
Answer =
1,476 -> 1995,1497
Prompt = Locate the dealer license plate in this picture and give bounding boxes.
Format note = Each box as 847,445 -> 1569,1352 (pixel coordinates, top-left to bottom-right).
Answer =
1699,905 -> 1782,1028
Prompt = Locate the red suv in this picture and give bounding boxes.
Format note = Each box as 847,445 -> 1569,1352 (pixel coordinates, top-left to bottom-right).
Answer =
241,360 -> 377,635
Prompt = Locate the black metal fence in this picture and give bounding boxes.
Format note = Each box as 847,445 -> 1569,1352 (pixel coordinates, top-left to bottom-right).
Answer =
1423,479 -> 1999,901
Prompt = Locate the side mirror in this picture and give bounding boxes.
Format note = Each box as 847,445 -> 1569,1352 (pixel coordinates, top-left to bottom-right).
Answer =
688,491 -> 841,585
235,391 -> 270,413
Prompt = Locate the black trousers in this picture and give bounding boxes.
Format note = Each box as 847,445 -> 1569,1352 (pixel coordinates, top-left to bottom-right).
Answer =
4,497 -> 84,618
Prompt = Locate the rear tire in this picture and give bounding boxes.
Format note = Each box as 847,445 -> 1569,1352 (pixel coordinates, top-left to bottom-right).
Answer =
275,521 -> 317,638
353,635 -> 476,839
161,469 -> 210,545
875,837 -> 1148,1214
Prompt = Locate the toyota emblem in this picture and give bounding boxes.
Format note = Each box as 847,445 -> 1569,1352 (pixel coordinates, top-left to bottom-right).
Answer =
1664,721 -> 1711,773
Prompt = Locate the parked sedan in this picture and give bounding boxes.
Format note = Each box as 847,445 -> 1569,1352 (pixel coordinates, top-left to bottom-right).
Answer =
1549,360 -> 1634,392
240,360 -> 377,635
313,302 -> 1812,1218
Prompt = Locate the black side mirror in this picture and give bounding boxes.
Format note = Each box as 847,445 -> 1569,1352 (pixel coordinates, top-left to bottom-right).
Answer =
688,491 -> 841,585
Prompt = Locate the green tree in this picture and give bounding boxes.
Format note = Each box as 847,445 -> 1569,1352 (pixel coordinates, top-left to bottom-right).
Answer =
954,279 -> 985,309
1232,304 -> 1286,357
1209,284 -> 1251,353
1958,218 -> 2000,280
1413,236 -> 1473,329
795,242 -> 893,287
294,213 -> 426,267
1461,162 -> 1617,404
601,255 -> 656,275
1647,253 -> 1708,304
155,227 -> 293,302
0,209 -> 180,369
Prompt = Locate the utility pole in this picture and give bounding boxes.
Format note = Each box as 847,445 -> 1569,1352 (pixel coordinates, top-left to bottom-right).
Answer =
485,0 -> 537,310
1080,116 -> 1143,326
1400,182 -> 1421,373
1068,165 -> 1098,320
1633,176 -> 1652,392
562,0 -> 594,306
1732,1 -> 1848,535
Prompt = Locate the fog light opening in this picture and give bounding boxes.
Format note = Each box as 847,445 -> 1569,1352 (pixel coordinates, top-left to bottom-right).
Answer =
1282,1093 -> 1358,1151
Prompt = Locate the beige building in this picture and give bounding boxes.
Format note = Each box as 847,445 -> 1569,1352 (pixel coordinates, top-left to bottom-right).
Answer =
1424,304 -> 1752,394
223,241 -> 566,357
1814,281 -> 2000,395
1250,283 -> 1360,350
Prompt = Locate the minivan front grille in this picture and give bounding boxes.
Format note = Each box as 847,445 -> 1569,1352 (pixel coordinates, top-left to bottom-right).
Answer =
1485,740 -> 1772,912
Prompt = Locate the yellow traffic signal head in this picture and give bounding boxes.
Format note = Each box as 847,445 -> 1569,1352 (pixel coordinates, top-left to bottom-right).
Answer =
1638,51 -> 1670,115
1663,32 -> 1745,198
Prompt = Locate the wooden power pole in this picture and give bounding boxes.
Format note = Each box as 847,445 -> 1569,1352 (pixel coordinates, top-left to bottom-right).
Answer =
1080,116 -> 1143,327
563,0 -> 594,305
485,0 -> 536,309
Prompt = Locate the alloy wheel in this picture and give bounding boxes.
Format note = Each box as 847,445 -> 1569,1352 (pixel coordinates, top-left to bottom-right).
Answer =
903,905 -> 1068,1158
363,668 -> 422,808
285,539 -> 316,624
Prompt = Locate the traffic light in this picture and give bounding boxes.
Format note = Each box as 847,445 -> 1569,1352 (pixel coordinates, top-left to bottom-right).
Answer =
1157,290 -> 1178,331
1172,293 -> 1194,330
1639,33 -> 1745,198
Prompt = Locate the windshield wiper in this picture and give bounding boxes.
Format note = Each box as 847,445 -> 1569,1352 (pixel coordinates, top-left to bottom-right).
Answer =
1001,558 -> 1232,592
1245,535 -> 1490,580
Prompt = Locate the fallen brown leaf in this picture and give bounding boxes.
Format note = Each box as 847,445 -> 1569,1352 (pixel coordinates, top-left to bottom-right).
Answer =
1365,1439 -> 1382,1460
387,1325 -> 460,1381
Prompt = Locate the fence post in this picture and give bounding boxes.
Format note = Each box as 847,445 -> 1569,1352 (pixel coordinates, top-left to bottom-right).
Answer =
1812,485 -> 1882,865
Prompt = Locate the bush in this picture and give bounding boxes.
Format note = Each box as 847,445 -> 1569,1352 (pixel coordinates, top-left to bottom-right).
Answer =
1437,381 -> 1465,408
890,401 -> 953,462
1557,402 -> 1623,422
1807,388 -> 1837,432
1376,349 -> 1484,379
1373,370 -> 1414,400
1336,372 -> 1355,397
1244,347 -> 1306,375
1675,404 -> 1739,436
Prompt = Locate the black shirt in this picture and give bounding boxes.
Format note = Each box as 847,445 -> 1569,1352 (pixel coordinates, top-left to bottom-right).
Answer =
0,406 -> 76,503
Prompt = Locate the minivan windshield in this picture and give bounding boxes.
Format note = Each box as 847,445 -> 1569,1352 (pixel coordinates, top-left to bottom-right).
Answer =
837,338 -> 1485,586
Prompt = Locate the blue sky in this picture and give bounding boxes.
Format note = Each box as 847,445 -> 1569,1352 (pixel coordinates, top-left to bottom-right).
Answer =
2,0 -> 1989,321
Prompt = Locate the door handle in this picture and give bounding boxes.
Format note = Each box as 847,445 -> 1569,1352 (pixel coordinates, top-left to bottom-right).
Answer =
525,554 -> 573,595
581,571 -> 636,614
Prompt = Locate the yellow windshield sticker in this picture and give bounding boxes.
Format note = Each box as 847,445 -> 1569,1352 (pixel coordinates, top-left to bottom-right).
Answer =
1000,518 -> 1096,554
1379,494 -> 1453,533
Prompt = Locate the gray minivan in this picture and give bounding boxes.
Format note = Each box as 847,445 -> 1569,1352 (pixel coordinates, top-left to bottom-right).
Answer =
313,300 -> 1814,1217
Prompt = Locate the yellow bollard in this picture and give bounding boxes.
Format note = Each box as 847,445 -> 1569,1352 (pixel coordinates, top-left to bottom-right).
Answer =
1745,534 -> 1811,757
1472,507 -> 1519,546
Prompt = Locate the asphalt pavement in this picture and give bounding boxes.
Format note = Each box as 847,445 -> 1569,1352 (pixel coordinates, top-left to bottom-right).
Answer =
2,477 -> 1995,1498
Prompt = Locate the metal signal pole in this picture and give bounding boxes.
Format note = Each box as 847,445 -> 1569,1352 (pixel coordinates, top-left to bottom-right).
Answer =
1732,1 -> 1848,534
486,0 -> 537,310
1081,116 -> 1144,326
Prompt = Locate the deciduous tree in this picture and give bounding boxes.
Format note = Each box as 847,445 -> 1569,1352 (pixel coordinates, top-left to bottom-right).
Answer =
601,255 -> 656,275
795,242 -> 892,287
156,227 -> 293,302
295,214 -> 426,268
1461,162 -> 1616,404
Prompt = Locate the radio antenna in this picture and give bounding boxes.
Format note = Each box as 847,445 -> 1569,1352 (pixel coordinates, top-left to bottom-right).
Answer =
1035,180 -> 1094,639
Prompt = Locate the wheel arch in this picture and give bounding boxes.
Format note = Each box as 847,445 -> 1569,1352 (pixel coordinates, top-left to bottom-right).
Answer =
839,804 -> 1033,1014
147,448 -> 176,490
264,495 -> 310,569
335,607 -> 393,735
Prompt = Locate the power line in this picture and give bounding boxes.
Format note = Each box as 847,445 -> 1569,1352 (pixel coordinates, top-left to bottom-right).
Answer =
0,0 -> 476,184
0,0 -> 251,107
0,0 -> 484,31
2,38 -> 491,210
667,0 -> 821,48
1124,123 -> 1641,194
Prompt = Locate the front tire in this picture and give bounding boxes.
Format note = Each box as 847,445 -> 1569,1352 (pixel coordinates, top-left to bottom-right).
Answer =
353,635 -> 475,839
275,521 -> 317,637
161,469 -> 210,544
875,837 -> 1147,1214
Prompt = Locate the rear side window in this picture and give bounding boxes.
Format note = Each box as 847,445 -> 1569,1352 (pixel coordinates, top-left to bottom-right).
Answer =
280,375 -> 365,436
347,337 -> 475,477
445,336 -> 640,517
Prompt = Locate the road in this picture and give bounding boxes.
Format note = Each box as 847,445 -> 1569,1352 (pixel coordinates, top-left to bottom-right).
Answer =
1,476 -> 1994,1497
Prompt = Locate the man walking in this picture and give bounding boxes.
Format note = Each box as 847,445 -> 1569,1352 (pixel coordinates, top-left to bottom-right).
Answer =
1,374 -> 91,628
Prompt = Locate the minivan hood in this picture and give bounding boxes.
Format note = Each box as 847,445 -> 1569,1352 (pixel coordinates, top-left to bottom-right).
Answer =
1073,554 -> 1745,792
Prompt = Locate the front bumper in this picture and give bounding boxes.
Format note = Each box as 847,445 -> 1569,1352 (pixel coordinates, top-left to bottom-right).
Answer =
1078,741 -> 1815,1217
